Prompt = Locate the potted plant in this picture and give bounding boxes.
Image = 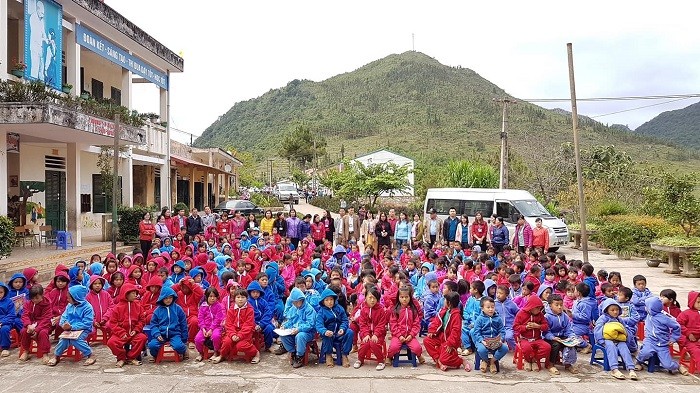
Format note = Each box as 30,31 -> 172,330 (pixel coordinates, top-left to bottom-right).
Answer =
80,90 -> 91,99
62,84 -> 73,94
11,59 -> 26,78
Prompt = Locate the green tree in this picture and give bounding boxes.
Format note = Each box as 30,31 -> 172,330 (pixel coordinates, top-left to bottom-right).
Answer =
320,162 -> 411,208
643,174 -> 700,237
440,160 -> 498,188
279,124 -> 326,169
228,149 -> 258,188
291,169 -> 311,190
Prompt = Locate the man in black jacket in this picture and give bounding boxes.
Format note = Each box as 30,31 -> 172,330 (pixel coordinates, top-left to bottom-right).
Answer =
186,207 -> 203,243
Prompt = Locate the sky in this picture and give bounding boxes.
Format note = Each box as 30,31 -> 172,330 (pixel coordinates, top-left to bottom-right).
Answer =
114,0 -> 700,139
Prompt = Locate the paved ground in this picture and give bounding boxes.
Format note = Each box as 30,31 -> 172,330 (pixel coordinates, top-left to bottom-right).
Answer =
0,201 -> 697,390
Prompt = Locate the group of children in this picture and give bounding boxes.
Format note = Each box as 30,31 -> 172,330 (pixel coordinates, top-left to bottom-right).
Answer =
0,232 -> 697,380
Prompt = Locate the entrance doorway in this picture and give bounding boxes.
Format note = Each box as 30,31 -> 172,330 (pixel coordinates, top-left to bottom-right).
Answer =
45,170 -> 66,231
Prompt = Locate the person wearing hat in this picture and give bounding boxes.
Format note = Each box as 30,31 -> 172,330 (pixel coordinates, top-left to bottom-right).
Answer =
422,208 -> 443,249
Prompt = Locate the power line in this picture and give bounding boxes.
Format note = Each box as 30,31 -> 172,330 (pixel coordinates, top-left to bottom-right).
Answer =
523,93 -> 700,103
590,97 -> 692,119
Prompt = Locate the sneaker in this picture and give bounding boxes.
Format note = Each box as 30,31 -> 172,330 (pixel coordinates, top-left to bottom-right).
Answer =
549,366 -> 560,375
19,352 -> 28,362
679,364 -> 690,376
211,355 -> 223,364
480,360 -> 487,372
376,362 -> 385,371
523,362 -> 532,371
342,355 -> 350,368
292,355 -> 303,369
610,369 -> 625,380
353,360 -> 362,369
628,370 -> 638,380
195,355 -> 203,362
251,352 -> 260,364
0,350 -> 9,357
272,345 -> 288,355
565,364 -> 579,374
326,354 -> 335,367
634,363 -> 643,371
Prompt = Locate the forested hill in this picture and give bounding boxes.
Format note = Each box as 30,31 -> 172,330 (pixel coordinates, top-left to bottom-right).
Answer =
635,101 -> 700,149
194,51 -> 697,171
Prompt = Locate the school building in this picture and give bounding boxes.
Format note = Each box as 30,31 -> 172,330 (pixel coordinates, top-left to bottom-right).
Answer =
0,0 -> 240,246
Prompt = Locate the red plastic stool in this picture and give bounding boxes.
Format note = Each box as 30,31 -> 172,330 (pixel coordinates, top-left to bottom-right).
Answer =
670,343 -> 681,358
679,348 -> 697,374
87,326 -> 109,346
59,345 -> 83,362
18,339 -> 38,358
155,342 -> 182,363
201,345 -> 215,360
300,338 -> 320,366
512,341 -> 542,370
10,330 -> 19,349
253,331 -> 265,350
637,322 -> 645,341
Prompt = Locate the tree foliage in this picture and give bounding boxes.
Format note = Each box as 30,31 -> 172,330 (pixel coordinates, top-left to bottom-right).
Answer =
291,169 -> 311,190
279,124 -> 326,169
440,160 -> 498,188
320,161 -> 411,208
643,174 -> 700,237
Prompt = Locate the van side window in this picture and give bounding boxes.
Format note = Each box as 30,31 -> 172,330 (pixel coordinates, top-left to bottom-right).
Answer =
496,202 -> 517,223
464,200 -> 493,217
426,199 -> 462,215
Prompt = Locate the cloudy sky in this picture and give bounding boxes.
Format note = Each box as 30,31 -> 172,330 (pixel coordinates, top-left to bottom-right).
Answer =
115,0 -> 700,138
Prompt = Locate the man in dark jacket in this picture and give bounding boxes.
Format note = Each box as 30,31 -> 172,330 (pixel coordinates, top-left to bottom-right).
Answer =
186,208 -> 203,242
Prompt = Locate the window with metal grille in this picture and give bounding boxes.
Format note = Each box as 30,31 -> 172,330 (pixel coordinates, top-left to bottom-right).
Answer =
45,155 -> 66,170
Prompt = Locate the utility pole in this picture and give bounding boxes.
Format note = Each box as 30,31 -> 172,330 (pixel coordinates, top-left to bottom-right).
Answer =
495,98 -> 515,189
111,114 -> 120,255
567,43 -> 589,263
412,33 -> 415,51
267,159 -> 273,187
313,134 -> 318,193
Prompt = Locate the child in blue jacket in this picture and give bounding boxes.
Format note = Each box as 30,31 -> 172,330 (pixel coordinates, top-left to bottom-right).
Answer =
594,298 -> 637,380
631,275 -> 653,321
315,288 -> 353,368
470,297 -> 507,373
494,285 -> 519,350
571,282 -> 598,352
421,279 -> 441,327
0,282 -> 19,357
461,280 -> 485,355
544,294 -> 578,374
47,285 -> 95,366
279,288 -> 317,368
247,281 -> 275,350
147,286 -> 188,359
616,286 -> 641,353
635,297 -> 682,373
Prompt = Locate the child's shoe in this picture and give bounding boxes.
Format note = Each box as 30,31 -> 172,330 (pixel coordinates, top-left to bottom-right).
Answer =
628,370 -> 638,380
418,355 -> 425,364
251,351 -> 260,364
548,366 -> 560,375
46,356 -> 58,366
115,360 -> 125,368
565,364 -> 579,374
273,345 -> 288,355
634,363 -> 643,371
523,362 -> 532,371
18,352 -> 28,361
195,355 -> 203,362
342,355 -> 350,368
211,355 -> 222,364
353,360 -> 362,369
292,354 -> 303,368
0,350 -> 9,357
326,354 -> 334,367
480,360 -> 488,373
376,362 -> 385,371
350,345 -> 358,354
489,360 -> 498,374
679,364 -> 690,376
610,369 -> 625,379
188,342 -> 195,349
83,355 -> 96,366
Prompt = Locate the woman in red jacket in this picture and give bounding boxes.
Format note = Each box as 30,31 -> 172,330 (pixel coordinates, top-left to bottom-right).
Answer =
139,212 -> 155,255
424,292 -> 471,371
470,211 -> 488,249
311,214 -> 326,247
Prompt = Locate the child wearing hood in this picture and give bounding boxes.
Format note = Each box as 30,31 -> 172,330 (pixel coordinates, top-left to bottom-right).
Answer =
471,297 -> 508,373
0,281 -> 19,357
594,298 -> 637,380
571,282 -> 598,353
280,287 -> 317,368
424,292 -> 471,371
147,286 -> 188,360
170,260 -> 187,284
8,273 -> 29,300
107,284 -> 147,367
142,276 -> 163,324
248,281 -> 275,351
218,288 -> 259,364
19,285 -> 53,362
86,276 -> 112,335
23,268 -> 39,291
635,297 -> 684,374
107,272 -> 125,300
171,278 -> 204,347
544,294 -> 578,374
316,288 -> 353,367
48,272 -> 70,336
413,263 -> 433,298
189,267 -> 210,290
195,287 -> 225,362
677,290 -> 700,374
421,279 -> 441,327
47,285 -> 96,366
513,296 -> 551,372
68,266 -> 89,288
326,245 -> 351,277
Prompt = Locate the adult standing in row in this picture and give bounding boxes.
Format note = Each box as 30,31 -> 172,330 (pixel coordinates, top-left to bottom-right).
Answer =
217,212 -> 233,239
139,212 -> 155,253
531,217 -> 549,252
512,214 -> 533,253
274,212 -> 288,237
201,206 -> 217,235
394,212 -> 411,249
471,212 -> 488,249
454,214 -> 470,250
410,213 -> 423,249
343,207 -> 360,245
155,214 -> 171,241
490,217 -> 509,254
334,208 -> 346,246
231,211 -> 246,239
260,210 -> 275,235
387,209 -> 398,249
423,209 -> 443,248
311,214 -> 326,247
361,211 -> 376,250
286,209 -> 301,249
375,212 -> 393,254
323,210 -> 335,243
442,208 -> 459,246
186,207 -> 203,242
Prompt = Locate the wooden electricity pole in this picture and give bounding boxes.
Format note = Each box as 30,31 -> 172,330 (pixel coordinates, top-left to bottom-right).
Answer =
495,98 -> 516,189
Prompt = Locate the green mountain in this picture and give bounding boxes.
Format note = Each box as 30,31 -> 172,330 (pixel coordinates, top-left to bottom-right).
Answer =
635,101 -> 700,148
194,51 -> 699,173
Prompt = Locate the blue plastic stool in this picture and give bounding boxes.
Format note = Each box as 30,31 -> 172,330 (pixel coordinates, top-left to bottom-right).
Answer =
590,342 -> 626,371
419,321 -> 429,337
319,340 -> 344,366
475,352 -> 500,372
392,344 -> 417,367
55,231 -> 73,250
639,353 -> 661,373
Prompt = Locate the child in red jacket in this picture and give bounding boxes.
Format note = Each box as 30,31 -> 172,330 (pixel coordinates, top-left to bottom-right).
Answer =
217,288 -> 259,364
19,285 -> 53,362
387,286 -> 424,363
107,284 -> 147,367
141,275 -> 163,324
354,286 -> 388,370
513,296 -> 551,371
85,276 -> 113,336
171,278 -> 204,346
48,272 -> 69,337
424,292 -> 471,371
677,290 -> 700,374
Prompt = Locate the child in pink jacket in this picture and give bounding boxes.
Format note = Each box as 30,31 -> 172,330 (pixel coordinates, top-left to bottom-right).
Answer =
195,287 -> 225,361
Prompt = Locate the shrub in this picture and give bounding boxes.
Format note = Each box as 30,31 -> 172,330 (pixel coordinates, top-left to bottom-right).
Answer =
117,205 -> 153,244
0,216 -> 16,257
251,193 -> 283,208
173,202 -> 189,214
593,200 -> 628,217
597,215 -> 681,257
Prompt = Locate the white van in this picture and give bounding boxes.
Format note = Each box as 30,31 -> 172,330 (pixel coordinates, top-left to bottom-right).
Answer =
424,188 -> 569,251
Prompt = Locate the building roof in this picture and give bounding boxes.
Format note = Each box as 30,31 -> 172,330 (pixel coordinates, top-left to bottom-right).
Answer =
353,148 -> 414,162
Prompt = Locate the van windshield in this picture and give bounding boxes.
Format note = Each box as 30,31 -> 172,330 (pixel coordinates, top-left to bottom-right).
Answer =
278,184 -> 296,192
512,200 -> 552,217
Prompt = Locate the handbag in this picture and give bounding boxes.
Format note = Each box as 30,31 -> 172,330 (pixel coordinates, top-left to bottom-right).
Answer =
483,336 -> 503,351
